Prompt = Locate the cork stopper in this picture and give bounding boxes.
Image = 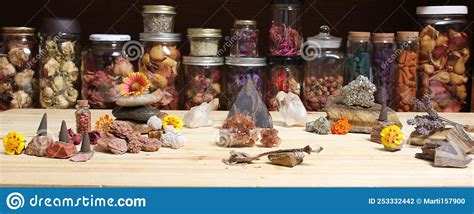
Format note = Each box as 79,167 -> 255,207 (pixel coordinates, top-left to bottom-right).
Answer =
76,100 -> 89,108
373,33 -> 394,43
396,31 -> 419,41
348,31 -> 370,41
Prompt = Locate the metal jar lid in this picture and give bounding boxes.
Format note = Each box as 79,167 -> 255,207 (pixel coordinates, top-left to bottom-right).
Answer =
225,57 -> 267,66
234,20 -> 257,26
2,27 -> 35,35
416,6 -> 468,15
183,56 -> 224,66
89,34 -> 131,42
140,32 -> 181,42
187,28 -> 222,38
142,5 -> 176,14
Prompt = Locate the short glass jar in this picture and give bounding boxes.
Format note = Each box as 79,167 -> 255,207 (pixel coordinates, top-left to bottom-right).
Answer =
38,18 -> 81,109
139,32 -> 181,109
303,26 -> 344,111
394,31 -> 419,112
372,33 -> 396,105
266,56 -> 303,111
142,5 -> 176,33
0,27 -> 38,110
81,34 -> 133,109
346,31 -> 372,83
183,56 -> 223,109
417,6 -> 470,112
224,57 -> 267,109
230,20 -> 259,57
269,0 -> 303,57
188,28 -> 222,57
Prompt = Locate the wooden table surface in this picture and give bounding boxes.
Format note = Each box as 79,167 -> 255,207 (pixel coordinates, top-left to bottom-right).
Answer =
0,109 -> 472,187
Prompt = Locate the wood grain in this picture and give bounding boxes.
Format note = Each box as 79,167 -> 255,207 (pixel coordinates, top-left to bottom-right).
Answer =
0,109 -> 473,187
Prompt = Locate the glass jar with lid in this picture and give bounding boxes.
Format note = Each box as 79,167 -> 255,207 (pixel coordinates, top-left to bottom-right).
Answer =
417,6 -> 470,112
139,32 -> 181,109
183,56 -> 223,109
81,34 -> 133,109
303,25 -> 344,111
224,57 -> 267,109
394,31 -> 419,112
269,0 -> 304,57
346,31 -> 371,83
0,27 -> 39,110
372,33 -> 396,105
230,20 -> 259,57
266,56 -> 303,111
187,28 -> 222,57
38,18 -> 81,109
142,5 -> 176,33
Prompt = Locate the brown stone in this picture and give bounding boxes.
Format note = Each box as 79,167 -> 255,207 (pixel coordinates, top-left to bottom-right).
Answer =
407,129 -> 450,146
268,152 -> 304,167
148,130 -> 163,139
260,128 -> 282,148
25,136 -> 53,157
116,120 -> 152,134
97,135 -> 128,155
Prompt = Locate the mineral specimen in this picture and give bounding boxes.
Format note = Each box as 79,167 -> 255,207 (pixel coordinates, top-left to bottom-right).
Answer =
109,121 -> 137,139
446,125 -> 473,154
268,152 -> 305,167
147,116 -> 163,130
137,135 -> 161,152
46,121 -> 77,159
25,113 -> 52,157
183,98 -> 219,128
305,116 -> 331,135
97,134 -> 128,155
416,141 -> 472,168
275,91 -> 307,126
340,75 -> 376,108
260,128 -> 281,148
218,114 -> 259,147
161,125 -> 186,149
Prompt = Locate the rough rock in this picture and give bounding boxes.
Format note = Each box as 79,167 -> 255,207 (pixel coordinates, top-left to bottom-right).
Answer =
115,93 -> 161,107
46,142 -> 78,159
305,116 -> 331,135
218,114 -> 259,147
147,116 -> 163,130
112,106 -> 160,122
161,125 -> 186,149
268,152 -> 305,167
275,91 -> 307,126
97,135 -> 128,155
340,75 -> 376,107
25,136 -> 53,157
260,128 -> 281,148
117,120 -> 152,134
183,98 -> 219,128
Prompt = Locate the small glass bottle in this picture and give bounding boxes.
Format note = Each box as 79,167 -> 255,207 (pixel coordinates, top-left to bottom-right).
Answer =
346,31 -> 371,83
394,31 -> 419,112
187,28 -> 222,56
269,0 -> 303,56
230,20 -> 259,57
372,33 -> 396,105
142,5 -> 176,33
75,100 -> 91,134
266,56 -> 303,111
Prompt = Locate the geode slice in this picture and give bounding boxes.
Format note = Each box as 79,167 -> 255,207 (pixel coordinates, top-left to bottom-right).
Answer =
268,152 -> 305,167
340,75 -> 376,108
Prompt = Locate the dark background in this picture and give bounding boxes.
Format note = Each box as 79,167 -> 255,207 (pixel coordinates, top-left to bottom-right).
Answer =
0,0 -> 472,110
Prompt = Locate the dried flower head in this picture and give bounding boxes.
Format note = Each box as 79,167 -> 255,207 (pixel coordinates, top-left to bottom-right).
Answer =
162,115 -> 184,131
407,94 -> 445,135
3,132 -> 25,155
380,125 -> 404,151
95,114 -> 114,132
331,118 -> 351,135
118,72 -> 150,97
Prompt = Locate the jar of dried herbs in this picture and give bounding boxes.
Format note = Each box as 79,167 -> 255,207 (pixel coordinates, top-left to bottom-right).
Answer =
269,0 -> 303,57
394,31 -> 418,112
230,20 -> 259,57
38,18 -> 81,109
183,56 -> 223,109
81,34 -> 133,109
266,56 -> 303,111
142,5 -> 176,33
224,57 -> 267,109
372,33 -> 396,106
346,31 -> 372,83
139,32 -> 181,109
188,28 -> 222,57
0,27 -> 39,110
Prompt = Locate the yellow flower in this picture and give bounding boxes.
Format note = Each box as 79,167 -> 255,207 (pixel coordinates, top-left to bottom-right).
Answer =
162,115 -> 184,130
118,72 -> 150,97
95,114 -> 114,132
2,132 -> 25,155
380,125 -> 404,151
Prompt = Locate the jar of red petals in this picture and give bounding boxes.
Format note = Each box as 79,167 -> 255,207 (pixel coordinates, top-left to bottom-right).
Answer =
230,20 -> 259,57
269,0 -> 303,57
183,56 -> 223,109
266,56 -> 303,111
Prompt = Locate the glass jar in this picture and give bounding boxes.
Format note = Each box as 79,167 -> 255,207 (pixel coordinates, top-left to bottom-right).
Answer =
394,31 -> 419,112
372,33 -> 396,105
75,99 -> 91,134
266,56 -> 303,111
139,32 -> 181,109
230,20 -> 259,57
81,34 -> 133,109
0,27 -> 39,110
417,6 -> 470,112
224,57 -> 267,109
187,28 -> 222,56
182,56 -> 223,109
346,31 -> 372,83
303,26 -> 344,111
38,18 -> 81,109
142,5 -> 176,33
269,0 -> 303,57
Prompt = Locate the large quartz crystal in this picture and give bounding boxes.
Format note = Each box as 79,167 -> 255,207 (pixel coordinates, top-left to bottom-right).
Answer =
275,91 -> 307,126
183,98 -> 219,128
340,75 -> 376,107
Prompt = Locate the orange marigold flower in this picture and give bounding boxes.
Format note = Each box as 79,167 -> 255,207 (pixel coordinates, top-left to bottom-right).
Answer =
331,118 -> 351,135
95,114 -> 114,132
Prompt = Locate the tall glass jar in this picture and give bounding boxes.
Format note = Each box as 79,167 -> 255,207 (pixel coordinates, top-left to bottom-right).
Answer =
266,56 -> 302,111
230,20 -> 259,57
38,18 -> 81,109
183,56 -> 223,109
346,31 -> 371,83
224,57 -> 267,109
394,31 -> 418,112
0,27 -> 38,110
303,26 -> 344,111
187,28 -> 222,57
81,34 -> 133,109
142,5 -> 176,33
372,33 -> 396,105
139,32 -> 181,109
269,0 -> 303,57
417,6 -> 470,112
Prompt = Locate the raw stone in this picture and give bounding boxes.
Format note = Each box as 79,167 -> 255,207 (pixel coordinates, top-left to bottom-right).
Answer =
115,93 -> 161,107
46,142 -> 77,159
112,106 -> 161,122
97,135 -> 128,155
416,141 -> 472,168
117,120 -> 152,134
25,136 -> 53,157
183,98 -> 219,128
446,125 -> 473,154
407,129 -> 450,146
218,114 -> 259,147
161,125 -> 186,149
305,116 -> 331,135
268,152 -> 305,167
340,75 -> 376,107
260,128 -> 282,148
275,91 -> 307,127
147,116 -> 163,130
